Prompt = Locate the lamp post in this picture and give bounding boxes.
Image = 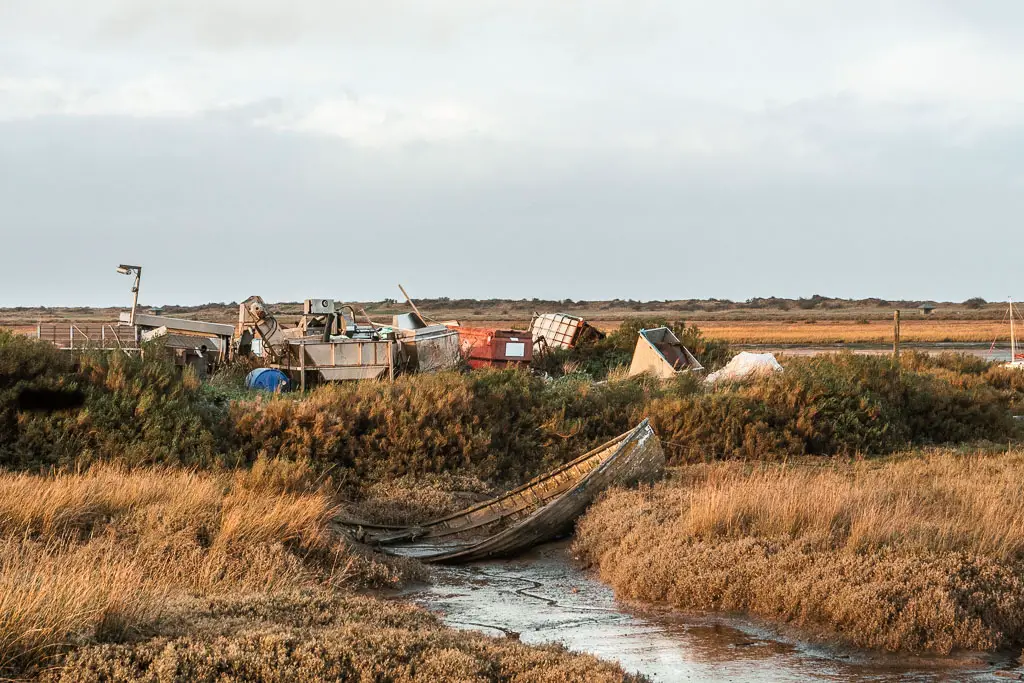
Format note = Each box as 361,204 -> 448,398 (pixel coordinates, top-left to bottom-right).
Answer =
116,264 -> 142,325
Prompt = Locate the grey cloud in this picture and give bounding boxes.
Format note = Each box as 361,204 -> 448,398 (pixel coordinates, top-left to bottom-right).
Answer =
2,3 -> 1024,305
1,113 -> 1022,307
202,97 -> 286,123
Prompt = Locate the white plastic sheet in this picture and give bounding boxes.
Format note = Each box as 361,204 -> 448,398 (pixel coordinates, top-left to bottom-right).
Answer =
705,352 -> 783,384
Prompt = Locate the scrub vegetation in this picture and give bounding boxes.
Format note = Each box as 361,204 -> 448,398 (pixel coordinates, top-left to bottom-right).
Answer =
574,450 -> 1024,654
2,328 -> 1021,482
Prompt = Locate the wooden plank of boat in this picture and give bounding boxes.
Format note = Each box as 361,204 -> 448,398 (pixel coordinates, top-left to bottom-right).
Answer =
399,419 -> 664,564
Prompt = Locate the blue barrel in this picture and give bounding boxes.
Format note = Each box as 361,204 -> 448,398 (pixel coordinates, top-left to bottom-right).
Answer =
245,368 -> 290,392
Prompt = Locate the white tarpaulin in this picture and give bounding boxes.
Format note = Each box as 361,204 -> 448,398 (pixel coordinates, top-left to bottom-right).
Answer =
705,352 -> 783,384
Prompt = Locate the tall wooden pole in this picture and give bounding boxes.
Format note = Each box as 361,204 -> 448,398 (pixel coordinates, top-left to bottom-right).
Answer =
893,310 -> 901,360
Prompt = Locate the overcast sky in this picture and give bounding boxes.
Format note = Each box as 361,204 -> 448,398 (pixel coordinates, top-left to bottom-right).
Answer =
1,1 -> 1022,306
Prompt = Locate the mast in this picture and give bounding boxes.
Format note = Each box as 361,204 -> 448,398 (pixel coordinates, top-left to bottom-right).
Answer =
1012,297 -> 1017,363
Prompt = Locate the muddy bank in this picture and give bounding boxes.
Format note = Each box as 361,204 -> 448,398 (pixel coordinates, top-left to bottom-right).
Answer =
400,543 -> 1023,682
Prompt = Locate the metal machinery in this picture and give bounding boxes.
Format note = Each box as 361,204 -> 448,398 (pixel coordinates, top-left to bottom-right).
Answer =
111,264 -> 233,376
391,312 -> 462,374
237,296 -> 404,389
125,313 -> 234,376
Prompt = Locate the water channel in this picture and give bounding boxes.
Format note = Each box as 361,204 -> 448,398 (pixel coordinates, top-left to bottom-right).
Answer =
400,542 -> 1024,682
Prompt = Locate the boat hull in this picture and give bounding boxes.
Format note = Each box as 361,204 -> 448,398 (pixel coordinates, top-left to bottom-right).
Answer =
397,420 -> 664,564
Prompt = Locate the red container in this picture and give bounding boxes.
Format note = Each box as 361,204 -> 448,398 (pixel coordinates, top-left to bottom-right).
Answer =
448,326 -> 533,368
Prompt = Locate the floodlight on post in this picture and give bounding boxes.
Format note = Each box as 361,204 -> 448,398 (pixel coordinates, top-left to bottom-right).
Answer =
116,264 -> 142,325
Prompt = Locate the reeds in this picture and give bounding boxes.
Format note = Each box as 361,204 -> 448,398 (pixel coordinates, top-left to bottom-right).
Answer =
0,465 -> 399,677
575,450 -> 1024,653
0,464 -> 638,681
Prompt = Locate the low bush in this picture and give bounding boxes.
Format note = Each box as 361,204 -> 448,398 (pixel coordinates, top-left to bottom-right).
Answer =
0,332 -> 228,470
647,354 -> 1016,462
229,370 -> 654,485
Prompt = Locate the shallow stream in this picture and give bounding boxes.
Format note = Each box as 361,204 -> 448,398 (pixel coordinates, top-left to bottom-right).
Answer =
400,542 -> 1023,682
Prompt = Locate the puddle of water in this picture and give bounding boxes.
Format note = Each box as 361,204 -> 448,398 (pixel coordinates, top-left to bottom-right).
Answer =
399,542 -> 1023,682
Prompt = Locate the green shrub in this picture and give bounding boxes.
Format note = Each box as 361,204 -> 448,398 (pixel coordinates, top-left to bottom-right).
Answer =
902,350 -> 991,376
2,330 -> 1019,482
0,335 -> 227,470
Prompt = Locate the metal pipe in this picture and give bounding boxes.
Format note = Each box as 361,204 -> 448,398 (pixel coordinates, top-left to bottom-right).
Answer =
130,268 -> 141,326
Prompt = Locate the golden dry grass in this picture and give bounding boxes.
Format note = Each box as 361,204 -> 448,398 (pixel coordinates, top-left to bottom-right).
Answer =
0,464 -> 407,677
574,450 -> 1024,654
692,319 -> 1009,344
1,464 -> 640,682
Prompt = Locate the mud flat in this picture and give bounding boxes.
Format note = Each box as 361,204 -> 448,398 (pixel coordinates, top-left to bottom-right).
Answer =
401,543 -> 1023,682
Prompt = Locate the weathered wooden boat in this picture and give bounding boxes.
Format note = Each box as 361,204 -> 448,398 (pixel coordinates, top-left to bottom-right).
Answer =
346,419 -> 664,564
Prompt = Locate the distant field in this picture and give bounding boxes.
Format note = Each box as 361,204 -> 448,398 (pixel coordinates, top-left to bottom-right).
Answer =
692,319 -> 1009,345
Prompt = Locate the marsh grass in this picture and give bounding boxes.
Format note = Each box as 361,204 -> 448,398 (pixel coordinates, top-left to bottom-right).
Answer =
575,450 -> 1024,653
0,464 -> 639,682
0,465 -> 409,678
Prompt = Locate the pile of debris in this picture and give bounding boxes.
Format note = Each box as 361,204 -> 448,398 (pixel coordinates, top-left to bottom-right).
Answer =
53,265 -> 729,390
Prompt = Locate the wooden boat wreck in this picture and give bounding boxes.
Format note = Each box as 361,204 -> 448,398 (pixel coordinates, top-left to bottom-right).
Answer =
345,419 -> 664,564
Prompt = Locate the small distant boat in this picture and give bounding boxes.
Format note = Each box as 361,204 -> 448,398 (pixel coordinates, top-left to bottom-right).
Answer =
1005,298 -> 1024,370
345,420 -> 664,564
